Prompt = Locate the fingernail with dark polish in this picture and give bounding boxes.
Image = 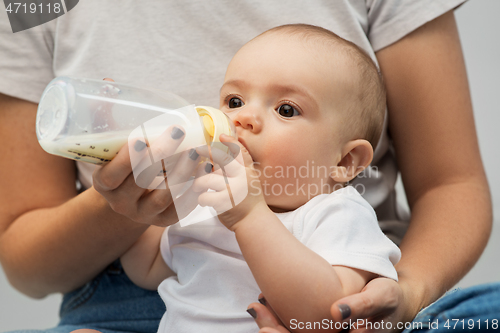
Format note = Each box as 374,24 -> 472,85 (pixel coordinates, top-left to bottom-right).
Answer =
188,148 -> 199,160
134,140 -> 147,152
171,127 -> 185,140
258,297 -> 266,306
338,304 -> 351,320
246,308 -> 257,319
205,163 -> 213,173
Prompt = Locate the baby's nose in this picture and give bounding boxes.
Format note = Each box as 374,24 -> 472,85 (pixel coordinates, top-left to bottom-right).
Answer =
233,108 -> 262,133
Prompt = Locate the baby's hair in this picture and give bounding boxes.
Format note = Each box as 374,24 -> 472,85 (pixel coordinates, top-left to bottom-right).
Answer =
256,24 -> 386,150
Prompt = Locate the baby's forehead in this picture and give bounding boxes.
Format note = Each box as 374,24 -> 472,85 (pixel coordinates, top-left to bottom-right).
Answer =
225,27 -> 371,104
240,30 -> 360,73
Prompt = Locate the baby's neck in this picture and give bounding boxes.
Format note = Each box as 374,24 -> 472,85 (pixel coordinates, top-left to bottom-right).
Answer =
268,205 -> 292,213
266,182 -> 348,214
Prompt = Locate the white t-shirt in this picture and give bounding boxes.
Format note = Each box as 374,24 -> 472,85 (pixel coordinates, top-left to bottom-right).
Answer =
158,186 -> 401,333
0,0 -> 466,244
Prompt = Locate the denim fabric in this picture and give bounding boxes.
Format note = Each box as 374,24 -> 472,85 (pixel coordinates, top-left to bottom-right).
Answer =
403,282 -> 500,332
6,259 -> 165,333
6,265 -> 499,333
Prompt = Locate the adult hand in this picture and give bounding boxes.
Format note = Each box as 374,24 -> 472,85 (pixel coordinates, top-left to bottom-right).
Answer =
93,78 -> 203,227
252,278 -> 414,333
329,277 -> 409,333
247,301 -> 290,333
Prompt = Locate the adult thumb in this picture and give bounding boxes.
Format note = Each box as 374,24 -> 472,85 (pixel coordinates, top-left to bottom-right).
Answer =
330,278 -> 400,323
247,303 -> 290,332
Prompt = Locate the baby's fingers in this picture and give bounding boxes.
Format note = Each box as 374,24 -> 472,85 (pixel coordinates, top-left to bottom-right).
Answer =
192,162 -> 228,193
219,133 -> 254,167
198,190 -> 234,212
195,144 -> 237,168
196,145 -> 246,178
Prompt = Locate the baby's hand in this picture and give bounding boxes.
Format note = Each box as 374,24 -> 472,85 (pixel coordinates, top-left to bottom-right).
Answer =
193,134 -> 268,231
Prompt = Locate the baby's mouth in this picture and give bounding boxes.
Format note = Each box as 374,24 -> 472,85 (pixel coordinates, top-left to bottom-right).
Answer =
237,138 -> 256,162
238,137 -> 249,153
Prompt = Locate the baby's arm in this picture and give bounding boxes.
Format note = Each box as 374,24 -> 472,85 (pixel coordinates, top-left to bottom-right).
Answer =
234,209 -> 376,332
120,225 -> 175,290
194,136 -> 380,331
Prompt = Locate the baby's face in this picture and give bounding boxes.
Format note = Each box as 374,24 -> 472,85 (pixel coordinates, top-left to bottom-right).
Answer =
220,33 -> 359,211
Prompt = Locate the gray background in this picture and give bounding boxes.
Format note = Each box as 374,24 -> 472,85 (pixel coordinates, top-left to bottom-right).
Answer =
1,0 -> 499,330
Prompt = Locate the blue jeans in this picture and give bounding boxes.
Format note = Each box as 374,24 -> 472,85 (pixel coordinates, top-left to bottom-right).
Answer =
403,282 -> 500,332
6,259 -> 165,333
6,266 -> 500,333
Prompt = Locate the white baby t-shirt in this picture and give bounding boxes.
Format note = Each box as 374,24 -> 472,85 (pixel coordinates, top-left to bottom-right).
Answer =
158,186 -> 401,333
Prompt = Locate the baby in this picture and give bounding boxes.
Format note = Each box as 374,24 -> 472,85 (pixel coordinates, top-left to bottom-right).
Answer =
99,24 -> 400,333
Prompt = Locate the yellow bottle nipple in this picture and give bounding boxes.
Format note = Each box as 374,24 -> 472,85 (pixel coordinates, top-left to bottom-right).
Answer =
202,115 -> 215,137
195,106 -> 235,155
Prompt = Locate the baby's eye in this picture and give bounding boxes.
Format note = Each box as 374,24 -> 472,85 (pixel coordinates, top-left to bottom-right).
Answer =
228,97 -> 244,109
277,104 -> 300,118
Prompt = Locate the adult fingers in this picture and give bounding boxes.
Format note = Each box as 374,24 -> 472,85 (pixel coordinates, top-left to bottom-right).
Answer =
144,153 -> 208,223
136,148 -> 199,219
131,125 -> 186,189
149,125 -> 186,162
93,139 -> 135,192
93,127 -> 186,220
256,294 -> 286,329
165,148 -> 202,187
135,178 -> 199,226
161,183 -> 202,221
330,278 -> 401,323
136,180 -> 174,220
247,303 -> 290,332
140,149 -> 205,222
105,172 -> 148,216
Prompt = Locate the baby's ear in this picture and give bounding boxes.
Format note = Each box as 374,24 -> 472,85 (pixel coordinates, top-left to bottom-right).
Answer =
330,139 -> 373,183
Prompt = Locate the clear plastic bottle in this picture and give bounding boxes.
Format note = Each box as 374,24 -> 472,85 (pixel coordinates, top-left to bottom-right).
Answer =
36,76 -> 236,166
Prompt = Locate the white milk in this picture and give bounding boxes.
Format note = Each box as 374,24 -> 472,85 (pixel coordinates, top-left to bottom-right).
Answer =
39,131 -> 132,165
39,122 -> 207,166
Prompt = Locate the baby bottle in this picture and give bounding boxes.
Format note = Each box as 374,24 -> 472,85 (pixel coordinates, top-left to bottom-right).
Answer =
36,76 -> 236,167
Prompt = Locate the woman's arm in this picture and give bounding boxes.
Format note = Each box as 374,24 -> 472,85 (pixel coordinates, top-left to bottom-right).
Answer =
0,93 -> 149,298
375,9 -> 492,321
0,90 -> 198,298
